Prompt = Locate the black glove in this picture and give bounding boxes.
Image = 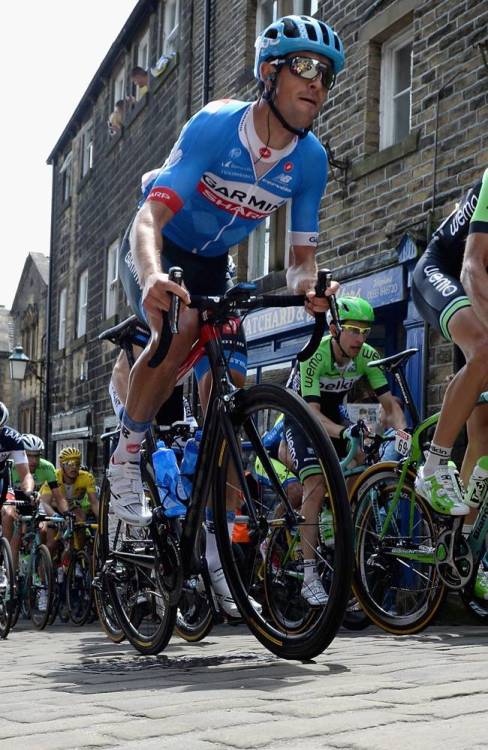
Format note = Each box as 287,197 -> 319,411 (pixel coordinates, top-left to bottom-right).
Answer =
341,421 -> 365,442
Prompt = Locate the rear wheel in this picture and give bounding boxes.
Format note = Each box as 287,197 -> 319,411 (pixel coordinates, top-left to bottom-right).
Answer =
0,538 -> 15,638
352,465 -> 446,634
93,524 -> 125,643
213,384 -> 353,660
100,466 -> 177,655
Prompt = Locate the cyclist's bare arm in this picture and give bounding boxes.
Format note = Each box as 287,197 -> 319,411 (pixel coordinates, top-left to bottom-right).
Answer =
308,402 -> 344,439
15,461 -> 34,493
461,233 -> 488,330
132,200 -> 190,328
88,491 -> 99,519
52,487 -> 69,514
287,245 -> 339,314
377,392 -> 407,431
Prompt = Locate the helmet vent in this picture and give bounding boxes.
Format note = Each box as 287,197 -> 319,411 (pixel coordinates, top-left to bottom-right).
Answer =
333,32 -> 341,51
283,18 -> 300,38
265,28 -> 278,39
304,23 -> 317,41
318,22 -> 330,47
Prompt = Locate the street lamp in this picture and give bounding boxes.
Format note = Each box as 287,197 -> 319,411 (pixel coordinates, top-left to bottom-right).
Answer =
8,344 -> 30,381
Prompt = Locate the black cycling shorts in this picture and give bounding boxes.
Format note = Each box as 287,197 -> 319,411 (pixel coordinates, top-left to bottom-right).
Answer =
411,244 -> 471,341
117,214 -> 247,380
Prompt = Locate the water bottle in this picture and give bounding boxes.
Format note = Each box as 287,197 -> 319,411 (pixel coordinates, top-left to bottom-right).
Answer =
465,456 -> 488,508
152,441 -> 187,518
181,430 -> 202,497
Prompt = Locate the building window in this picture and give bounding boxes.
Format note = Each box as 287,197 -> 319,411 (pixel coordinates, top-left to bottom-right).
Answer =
112,66 -> 126,108
248,204 -> 290,281
137,28 -> 150,70
162,0 -> 179,56
58,287 -> 67,350
105,240 -> 119,319
256,0 -> 278,34
80,120 -> 94,178
59,151 -> 72,203
293,0 -> 319,14
77,269 -> 88,338
380,28 -> 412,150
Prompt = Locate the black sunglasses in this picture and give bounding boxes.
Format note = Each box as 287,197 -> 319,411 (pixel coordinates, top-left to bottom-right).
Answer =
274,56 -> 336,90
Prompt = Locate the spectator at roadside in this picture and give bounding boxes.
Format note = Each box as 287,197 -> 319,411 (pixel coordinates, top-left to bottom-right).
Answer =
131,66 -> 149,96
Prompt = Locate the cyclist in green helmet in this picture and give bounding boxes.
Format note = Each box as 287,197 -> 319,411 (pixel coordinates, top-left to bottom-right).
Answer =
288,295 -> 406,606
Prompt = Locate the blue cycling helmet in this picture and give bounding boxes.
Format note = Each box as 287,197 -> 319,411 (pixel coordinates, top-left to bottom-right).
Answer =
254,15 -> 345,81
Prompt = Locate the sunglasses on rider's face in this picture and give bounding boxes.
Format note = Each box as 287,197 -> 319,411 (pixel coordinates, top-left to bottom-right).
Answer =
62,460 -> 80,469
341,324 -> 372,337
275,56 -> 336,90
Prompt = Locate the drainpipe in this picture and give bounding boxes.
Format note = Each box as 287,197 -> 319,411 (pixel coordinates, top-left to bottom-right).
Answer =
202,0 -> 212,106
44,166 -> 55,461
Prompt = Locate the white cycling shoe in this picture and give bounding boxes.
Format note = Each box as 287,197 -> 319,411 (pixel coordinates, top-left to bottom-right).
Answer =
210,567 -> 262,618
107,460 -> 153,527
301,578 -> 328,607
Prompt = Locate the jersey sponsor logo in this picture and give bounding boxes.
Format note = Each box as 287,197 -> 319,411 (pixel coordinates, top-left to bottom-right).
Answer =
164,146 -> 183,168
276,173 -> 293,184
320,377 -> 356,393
259,146 -> 272,159
302,350 -> 324,390
423,265 -> 458,297
147,186 -> 184,213
449,191 -> 478,236
124,249 -> 141,286
361,347 -> 379,361
284,162 -> 293,172
198,172 -> 284,219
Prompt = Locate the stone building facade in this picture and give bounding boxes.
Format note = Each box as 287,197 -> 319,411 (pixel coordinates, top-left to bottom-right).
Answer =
9,253 -> 50,440
47,0 -> 488,470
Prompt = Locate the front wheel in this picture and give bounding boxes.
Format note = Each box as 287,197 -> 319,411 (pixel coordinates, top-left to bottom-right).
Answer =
213,384 -> 353,660
0,538 -> 15,638
67,550 -> 93,626
28,544 -> 54,630
352,464 -> 446,634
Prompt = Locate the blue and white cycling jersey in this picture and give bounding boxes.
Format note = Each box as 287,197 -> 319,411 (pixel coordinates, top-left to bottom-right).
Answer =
0,426 -> 27,468
143,99 -> 328,256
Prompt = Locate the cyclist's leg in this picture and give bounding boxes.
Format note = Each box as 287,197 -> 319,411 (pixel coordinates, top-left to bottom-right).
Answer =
412,255 -> 475,514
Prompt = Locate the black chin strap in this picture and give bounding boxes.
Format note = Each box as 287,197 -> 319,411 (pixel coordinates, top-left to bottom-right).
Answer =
334,332 -> 351,360
263,86 -> 310,139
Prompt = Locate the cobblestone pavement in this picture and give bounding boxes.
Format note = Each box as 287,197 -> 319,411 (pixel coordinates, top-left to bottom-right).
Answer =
1,618 -> 487,750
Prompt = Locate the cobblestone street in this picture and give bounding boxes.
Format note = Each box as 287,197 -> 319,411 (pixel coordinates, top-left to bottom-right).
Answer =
1,618 -> 487,749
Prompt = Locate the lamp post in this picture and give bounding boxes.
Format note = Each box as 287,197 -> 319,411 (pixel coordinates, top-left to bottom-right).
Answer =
8,344 -> 47,448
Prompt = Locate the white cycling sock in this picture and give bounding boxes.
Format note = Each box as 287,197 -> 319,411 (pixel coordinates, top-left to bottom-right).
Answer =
303,559 -> 318,585
423,443 -> 452,476
112,410 -> 151,464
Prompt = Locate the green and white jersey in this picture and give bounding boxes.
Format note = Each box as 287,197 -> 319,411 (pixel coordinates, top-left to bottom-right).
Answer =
11,457 -> 58,491
291,335 -> 389,422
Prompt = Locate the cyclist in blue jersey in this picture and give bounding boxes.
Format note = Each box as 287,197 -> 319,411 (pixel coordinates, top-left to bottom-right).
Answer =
108,15 -> 344,615
0,402 -> 35,565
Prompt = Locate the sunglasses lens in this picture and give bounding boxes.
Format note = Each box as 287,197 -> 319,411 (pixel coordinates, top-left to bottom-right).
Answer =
290,57 -> 335,89
62,460 -> 80,468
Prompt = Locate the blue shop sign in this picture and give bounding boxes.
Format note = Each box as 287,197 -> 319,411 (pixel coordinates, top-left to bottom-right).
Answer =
341,265 -> 405,307
244,265 -> 405,341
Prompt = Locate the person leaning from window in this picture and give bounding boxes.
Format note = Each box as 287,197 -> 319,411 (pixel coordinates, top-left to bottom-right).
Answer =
108,99 -> 125,136
131,65 -> 149,96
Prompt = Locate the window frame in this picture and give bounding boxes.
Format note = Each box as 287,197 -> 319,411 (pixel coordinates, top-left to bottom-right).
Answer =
76,269 -> 89,338
105,240 -> 119,319
162,0 -> 180,57
79,120 -> 94,178
379,27 -> 412,150
59,151 -> 72,203
58,287 -> 67,350
112,66 -> 126,109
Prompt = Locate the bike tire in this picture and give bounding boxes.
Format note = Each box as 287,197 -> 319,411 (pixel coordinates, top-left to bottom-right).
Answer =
92,520 -> 125,644
175,583 -> 214,642
351,464 -> 446,634
213,384 -> 353,660
67,550 -> 93,626
0,537 -> 15,638
102,467 -> 177,655
28,544 -> 54,630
